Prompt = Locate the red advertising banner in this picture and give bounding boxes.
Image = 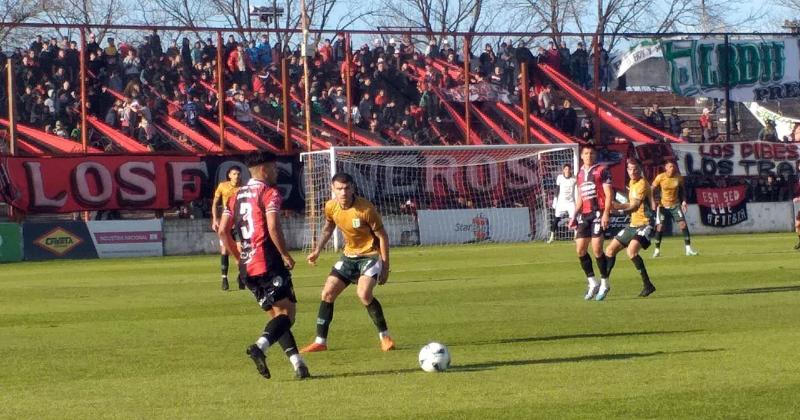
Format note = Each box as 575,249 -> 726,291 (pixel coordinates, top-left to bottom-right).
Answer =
0,156 -> 206,213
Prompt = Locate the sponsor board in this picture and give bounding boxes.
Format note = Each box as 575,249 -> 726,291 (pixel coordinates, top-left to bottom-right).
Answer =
417,208 -> 532,245
86,220 -> 164,258
0,223 -> 23,262
23,222 -> 97,260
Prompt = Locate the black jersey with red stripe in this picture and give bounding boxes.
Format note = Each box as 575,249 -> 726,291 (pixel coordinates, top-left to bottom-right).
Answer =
576,164 -> 612,214
225,178 -> 284,277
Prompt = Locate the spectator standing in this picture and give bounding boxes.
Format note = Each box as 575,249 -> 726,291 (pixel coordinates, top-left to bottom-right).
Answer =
668,108 -> 684,136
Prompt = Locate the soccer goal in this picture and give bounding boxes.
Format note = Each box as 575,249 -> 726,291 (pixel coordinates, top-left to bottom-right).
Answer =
300,144 -> 579,250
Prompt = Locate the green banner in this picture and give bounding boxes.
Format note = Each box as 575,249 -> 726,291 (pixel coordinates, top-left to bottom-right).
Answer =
0,223 -> 23,262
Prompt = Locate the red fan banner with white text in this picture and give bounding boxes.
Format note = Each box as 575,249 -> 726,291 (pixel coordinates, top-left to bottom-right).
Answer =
0,156 -> 207,213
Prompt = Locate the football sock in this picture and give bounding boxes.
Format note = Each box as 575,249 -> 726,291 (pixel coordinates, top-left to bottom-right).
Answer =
315,301 -> 334,341
378,330 -> 391,339
579,254 -> 595,278
258,314 -> 291,351
587,276 -> 597,288
278,331 -> 304,369
221,255 -> 229,276
682,228 -> 691,246
605,254 -> 617,279
654,230 -> 663,248
550,217 -> 559,234
255,336 -> 269,352
595,254 -> 608,278
631,255 -> 651,284
366,298 -> 388,332
288,354 -> 304,370
278,331 -> 300,357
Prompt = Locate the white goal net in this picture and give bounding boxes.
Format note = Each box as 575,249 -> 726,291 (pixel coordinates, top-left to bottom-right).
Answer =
301,144 -> 578,250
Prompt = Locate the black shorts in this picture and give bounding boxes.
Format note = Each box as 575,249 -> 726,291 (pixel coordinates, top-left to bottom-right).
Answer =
576,211 -> 605,239
245,270 -> 296,311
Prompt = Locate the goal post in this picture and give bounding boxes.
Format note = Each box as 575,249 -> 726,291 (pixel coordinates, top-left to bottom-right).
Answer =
301,144 -> 579,250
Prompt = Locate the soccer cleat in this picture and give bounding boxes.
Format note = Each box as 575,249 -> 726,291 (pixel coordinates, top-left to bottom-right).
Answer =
639,283 -> 657,297
294,363 -> 311,380
793,241 -> 800,250
246,344 -> 271,379
237,275 -> 246,290
685,248 -> 699,256
652,248 -> 661,258
221,277 -> 229,291
595,286 -> 611,301
546,232 -> 555,244
380,335 -> 396,351
584,284 -> 600,300
299,342 -> 328,353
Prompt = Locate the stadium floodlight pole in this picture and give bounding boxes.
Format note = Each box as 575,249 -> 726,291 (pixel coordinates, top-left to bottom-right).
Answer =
520,61 -> 530,144
463,37 -> 471,145
281,57 -> 291,152
345,32 -> 353,146
216,31 -> 226,153
79,27 -> 88,153
6,58 -> 16,156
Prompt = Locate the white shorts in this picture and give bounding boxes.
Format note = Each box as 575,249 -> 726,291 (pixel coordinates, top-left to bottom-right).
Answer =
554,202 -> 576,219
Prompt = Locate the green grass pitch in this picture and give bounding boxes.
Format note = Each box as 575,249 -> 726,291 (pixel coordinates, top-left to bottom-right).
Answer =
2,233 -> 800,419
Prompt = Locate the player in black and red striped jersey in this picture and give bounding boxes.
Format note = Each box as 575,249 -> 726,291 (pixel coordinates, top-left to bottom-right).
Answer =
570,146 -> 613,301
218,152 -> 310,380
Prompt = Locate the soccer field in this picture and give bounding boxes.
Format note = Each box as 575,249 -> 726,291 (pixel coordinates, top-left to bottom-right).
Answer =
2,233 -> 799,419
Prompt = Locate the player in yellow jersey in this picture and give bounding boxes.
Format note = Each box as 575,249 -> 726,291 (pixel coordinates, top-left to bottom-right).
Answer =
211,167 -> 242,291
300,172 -> 395,353
651,160 -> 698,257
597,158 -> 657,300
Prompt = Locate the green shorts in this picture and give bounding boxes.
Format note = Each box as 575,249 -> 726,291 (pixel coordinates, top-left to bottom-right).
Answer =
615,225 -> 653,249
330,255 -> 382,284
657,205 -> 685,224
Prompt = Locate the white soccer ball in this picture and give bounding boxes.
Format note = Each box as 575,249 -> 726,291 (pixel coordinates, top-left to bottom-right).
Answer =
418,342 -> 451,372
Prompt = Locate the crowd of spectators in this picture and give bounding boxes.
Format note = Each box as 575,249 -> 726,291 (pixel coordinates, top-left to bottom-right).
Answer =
0,30 -> 625,151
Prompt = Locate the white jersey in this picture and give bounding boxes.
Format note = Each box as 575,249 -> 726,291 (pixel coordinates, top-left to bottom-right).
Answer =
553,174 -> 577,217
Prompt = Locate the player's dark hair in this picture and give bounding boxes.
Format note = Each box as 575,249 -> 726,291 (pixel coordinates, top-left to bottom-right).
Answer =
226,166 -> 241,180
331,172 -> 354,185
563,163 -> 572,169
626,158 -> 642,167
245,152 -> 276,167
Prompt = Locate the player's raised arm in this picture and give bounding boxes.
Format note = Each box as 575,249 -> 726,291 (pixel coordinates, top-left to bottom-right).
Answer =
613,194 -> 643,214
